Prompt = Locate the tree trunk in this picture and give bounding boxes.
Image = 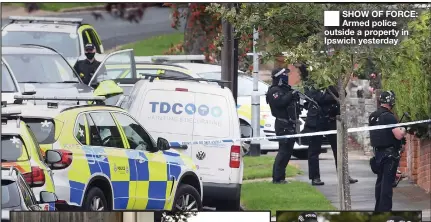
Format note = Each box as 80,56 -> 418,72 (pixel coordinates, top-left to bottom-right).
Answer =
183,8 -> 206,55
337,78 -> 352,210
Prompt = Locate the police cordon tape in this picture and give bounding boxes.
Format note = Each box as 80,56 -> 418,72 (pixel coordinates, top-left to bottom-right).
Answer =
172,119 -> 431,146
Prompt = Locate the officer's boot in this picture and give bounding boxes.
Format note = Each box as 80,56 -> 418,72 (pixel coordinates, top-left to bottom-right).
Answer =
311,178 -> 324,186
349,176 -> 358,184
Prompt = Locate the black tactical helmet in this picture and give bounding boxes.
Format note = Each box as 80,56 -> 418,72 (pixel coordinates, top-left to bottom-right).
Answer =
298,212 -> 318,222
379,90 -> 396,107
386,216 -> 406,222
271,68 -> 290,85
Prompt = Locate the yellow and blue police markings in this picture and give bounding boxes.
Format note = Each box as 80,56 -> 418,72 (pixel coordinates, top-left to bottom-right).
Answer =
66,145 -> 187,210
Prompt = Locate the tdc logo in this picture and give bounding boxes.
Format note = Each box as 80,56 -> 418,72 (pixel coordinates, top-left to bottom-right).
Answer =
150,102 -> 222,117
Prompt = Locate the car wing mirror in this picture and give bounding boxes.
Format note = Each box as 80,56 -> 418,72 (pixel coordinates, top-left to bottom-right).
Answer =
156,137 -> 170,151
45,150 -> 62,164
38,191 -> 58,204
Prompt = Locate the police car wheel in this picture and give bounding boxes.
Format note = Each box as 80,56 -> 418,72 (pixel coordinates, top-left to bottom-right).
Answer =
83,187 -> 108,211
173,184 -> 203,212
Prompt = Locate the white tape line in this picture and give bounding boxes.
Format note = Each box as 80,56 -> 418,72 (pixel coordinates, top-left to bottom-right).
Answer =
177,119 -> 431,145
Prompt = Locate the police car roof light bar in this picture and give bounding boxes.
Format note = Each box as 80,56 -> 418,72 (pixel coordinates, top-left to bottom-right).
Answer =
8,16 -> 83,24
142,74 -> 230,88
14,95 -> 106,102
150,55 -> 206,62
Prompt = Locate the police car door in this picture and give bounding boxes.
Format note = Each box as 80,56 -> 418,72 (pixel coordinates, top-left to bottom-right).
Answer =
88,49 -> 136,87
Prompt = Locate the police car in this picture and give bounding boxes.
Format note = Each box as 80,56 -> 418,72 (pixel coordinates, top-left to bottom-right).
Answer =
2,16 -> 104,64
1,59 -> 37,104
1,167 -> 58,216
1,107 -> 62,211
9,95 -> 203,212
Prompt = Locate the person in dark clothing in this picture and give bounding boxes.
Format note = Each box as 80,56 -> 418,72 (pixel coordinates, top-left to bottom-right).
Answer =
266,67 -> 302,184
73,43 -> 105,85
369,90 -> 406,212
298,63 -> 358,186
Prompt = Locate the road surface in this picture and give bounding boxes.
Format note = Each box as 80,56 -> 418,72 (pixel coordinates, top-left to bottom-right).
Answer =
1,7 -> 185,50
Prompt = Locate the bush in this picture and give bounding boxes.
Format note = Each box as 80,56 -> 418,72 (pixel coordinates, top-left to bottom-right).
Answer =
380,11 -> 431,138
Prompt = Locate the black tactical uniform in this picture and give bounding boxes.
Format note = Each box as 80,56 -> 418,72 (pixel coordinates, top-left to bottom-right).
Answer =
297,212 -> 318,222
266,68 -> 301,184
73,43 -> 104,85
303,84 -> 359,186
369,90 -> 402,211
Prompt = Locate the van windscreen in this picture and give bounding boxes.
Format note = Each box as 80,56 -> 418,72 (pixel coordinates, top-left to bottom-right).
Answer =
1,135 -> 29,162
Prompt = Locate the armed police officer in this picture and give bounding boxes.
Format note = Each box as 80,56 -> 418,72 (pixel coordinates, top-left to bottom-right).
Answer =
74,43 -> 105,85
298,63 -> 358,186
369,90 -> 407,211
266,67 -> 302,184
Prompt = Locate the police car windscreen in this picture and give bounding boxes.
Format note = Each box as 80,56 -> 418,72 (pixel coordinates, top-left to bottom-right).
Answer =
1,63 -> 18,92
2,31 -> 80,58
1,180 -> 21,208
1,135 -> 29,162
23,119 -> 56,144
3,54 -> 80,84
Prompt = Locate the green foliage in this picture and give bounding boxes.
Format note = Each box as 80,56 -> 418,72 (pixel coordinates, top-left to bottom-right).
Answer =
241,181 -> 336,215
243,156 -> 301,180
374,11 -> 431,138
120,32 -> 184,56
276,211 -> 421,222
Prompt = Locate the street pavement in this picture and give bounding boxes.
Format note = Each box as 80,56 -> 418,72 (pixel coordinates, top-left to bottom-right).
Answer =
268,151 -> 431,220
1,6 -> 185,50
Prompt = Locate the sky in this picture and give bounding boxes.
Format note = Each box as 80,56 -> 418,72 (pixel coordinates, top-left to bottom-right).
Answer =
186,212 -> 271,222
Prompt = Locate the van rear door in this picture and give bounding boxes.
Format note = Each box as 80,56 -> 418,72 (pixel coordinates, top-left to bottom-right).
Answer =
138,88 -> 195,157
191,92 -> 233,183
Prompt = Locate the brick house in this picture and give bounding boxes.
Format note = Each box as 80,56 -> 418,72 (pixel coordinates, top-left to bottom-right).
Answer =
399,136 -> 431,193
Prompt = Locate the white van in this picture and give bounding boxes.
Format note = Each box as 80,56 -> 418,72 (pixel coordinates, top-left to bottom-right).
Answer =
118,76 -> 244,210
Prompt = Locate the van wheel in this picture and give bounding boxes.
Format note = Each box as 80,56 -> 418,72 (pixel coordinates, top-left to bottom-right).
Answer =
293,150 -> 308,160
261,150 -> 268,155
173,184 -> 203,212
216,198 -> 241,211
82,187 -> 108,211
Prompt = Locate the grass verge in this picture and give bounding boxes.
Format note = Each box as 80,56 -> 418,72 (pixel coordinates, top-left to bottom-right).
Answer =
243,156 -> 301,180
241,181 -> 336,215
120,32 -> 184,56
3,3 -> 104,11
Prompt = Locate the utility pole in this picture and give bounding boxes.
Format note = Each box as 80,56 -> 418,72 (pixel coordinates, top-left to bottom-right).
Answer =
249,27 -> 261,156
232,3 -> 239,104
221,3 -> 234,93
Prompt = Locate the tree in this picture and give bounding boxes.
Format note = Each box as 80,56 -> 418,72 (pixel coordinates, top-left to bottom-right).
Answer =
373,10 -> 431,138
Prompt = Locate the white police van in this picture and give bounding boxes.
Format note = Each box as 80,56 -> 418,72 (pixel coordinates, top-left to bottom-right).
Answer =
116,75 -> 244,210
